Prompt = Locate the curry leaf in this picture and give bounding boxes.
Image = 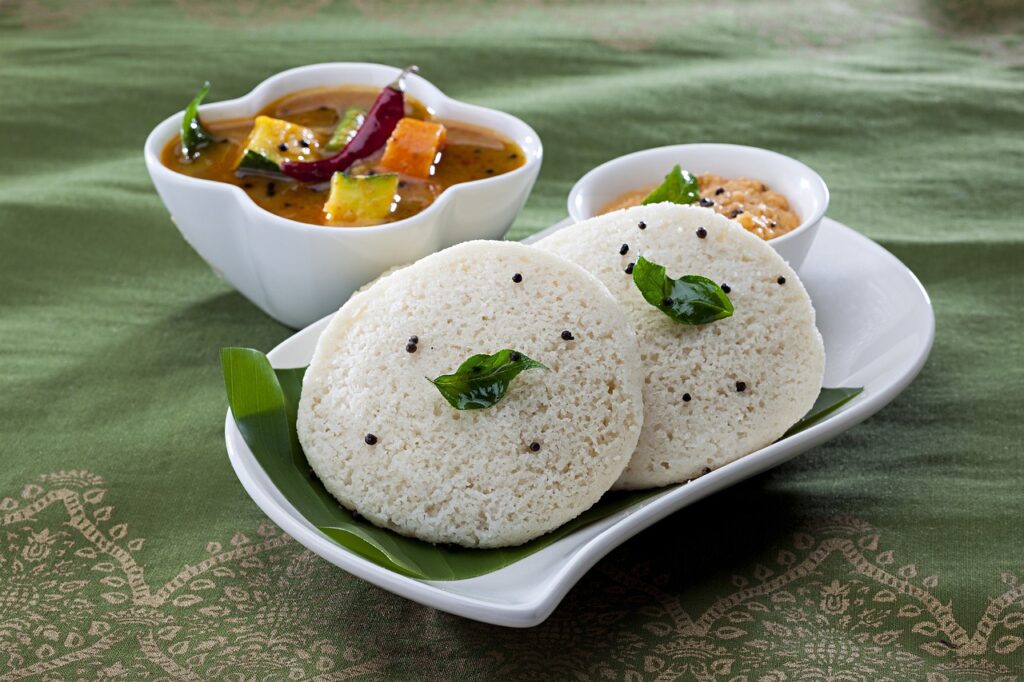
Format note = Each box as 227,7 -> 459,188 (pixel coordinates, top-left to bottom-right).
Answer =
642,164 -> 700,205
632,256 -> 734,325
429,350 -> 547,410
181,82 -> 214,159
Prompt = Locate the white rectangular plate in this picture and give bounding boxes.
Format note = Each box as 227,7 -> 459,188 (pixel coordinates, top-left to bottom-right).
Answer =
225,217 -> 934,627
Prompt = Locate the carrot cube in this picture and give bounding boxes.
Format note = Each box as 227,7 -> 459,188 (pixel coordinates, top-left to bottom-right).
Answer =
379,118 -> 447,178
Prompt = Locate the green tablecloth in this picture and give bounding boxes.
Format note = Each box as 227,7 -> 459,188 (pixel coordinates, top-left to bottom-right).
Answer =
2,1 -> 1022,678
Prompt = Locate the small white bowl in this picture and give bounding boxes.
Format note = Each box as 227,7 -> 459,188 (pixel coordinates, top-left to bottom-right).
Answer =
567,144 -> 828,270
145,63 -> 542,328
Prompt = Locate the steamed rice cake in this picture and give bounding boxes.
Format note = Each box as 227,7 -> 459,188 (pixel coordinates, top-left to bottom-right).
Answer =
537,204 -> 825,489
297,240 -> 644,548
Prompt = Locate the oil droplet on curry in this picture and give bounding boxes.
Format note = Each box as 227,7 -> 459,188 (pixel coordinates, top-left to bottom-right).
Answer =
602,173 -> 801,240
162,85 -> 525,227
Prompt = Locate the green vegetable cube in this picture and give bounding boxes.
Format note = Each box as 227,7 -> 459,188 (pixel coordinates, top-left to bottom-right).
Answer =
236,115 -> 319,173
323,173 -> 399,224
326,108 -> 365,151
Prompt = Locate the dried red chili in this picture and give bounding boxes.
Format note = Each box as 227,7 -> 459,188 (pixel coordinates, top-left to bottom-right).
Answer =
280,65 -> 418,183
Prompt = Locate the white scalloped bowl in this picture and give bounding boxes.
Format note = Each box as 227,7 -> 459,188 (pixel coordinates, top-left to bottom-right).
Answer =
145,63 -> 543,328
568,144 -> 827,270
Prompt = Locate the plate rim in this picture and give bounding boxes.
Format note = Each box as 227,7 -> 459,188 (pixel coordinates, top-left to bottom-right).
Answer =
224,216 -> 935,627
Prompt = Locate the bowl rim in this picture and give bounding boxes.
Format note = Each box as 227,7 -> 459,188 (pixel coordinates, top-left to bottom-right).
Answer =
566,143 -> 829,247
144,62 -> 543,236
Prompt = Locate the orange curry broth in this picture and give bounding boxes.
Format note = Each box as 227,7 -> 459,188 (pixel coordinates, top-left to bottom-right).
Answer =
161,86 -> 525,227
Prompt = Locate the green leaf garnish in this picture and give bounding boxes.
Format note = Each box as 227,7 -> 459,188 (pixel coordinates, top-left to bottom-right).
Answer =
326,107 -> 366,151
429,349 -> 547,410
642,164 -> 700,205
632,256 -> 734,325
181,82 -> 214,159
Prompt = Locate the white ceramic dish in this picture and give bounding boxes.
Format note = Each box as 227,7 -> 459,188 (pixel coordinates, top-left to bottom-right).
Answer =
568,144 -> 828,270
224,216 -> 933,627
145,63 -> 542,329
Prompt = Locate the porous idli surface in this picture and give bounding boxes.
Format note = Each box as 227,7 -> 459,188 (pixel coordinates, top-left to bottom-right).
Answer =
537,204 -> 825,489
297,240 -> 644,548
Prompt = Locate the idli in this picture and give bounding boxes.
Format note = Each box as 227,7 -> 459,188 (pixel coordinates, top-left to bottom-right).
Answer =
537,204 -> 825,489
297,240 -> 644,548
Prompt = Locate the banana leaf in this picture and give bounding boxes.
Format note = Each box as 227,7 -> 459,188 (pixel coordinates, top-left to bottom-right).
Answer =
781,386 -> 863,438
222,347 -> 861,581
